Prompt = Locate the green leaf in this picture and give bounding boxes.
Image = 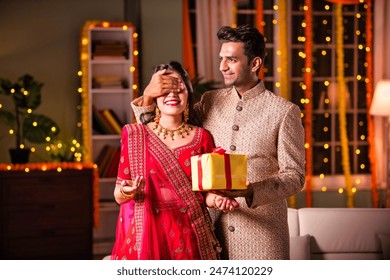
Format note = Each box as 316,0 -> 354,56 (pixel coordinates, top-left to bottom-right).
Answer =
23,114 -> 60,143
0,79 -> 13,96
0,110 -> 16,128
13,74 -> 43,110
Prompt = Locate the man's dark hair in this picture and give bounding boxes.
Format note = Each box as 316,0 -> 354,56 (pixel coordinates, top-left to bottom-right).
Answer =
217,25 -> 265,69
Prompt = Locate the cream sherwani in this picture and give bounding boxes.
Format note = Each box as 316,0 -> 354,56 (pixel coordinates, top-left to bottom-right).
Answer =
131,81 -> 305,259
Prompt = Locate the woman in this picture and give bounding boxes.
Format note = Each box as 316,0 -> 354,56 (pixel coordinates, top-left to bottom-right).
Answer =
110,61 -> 237,260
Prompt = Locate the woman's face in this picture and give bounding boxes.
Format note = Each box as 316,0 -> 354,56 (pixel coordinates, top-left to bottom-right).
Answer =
156,71 -> 188,119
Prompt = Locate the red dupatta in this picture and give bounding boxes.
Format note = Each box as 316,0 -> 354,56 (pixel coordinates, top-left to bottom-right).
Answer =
115,124 -> 218,260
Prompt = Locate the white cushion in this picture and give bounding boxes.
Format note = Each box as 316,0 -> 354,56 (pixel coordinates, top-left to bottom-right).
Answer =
287,208 -> 299,236
298,208 -> 390,254
290,234 -> 311,260
378,233 -> 390,260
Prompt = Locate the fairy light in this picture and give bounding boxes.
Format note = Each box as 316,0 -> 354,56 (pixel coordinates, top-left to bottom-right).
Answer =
356,179 -> 361,185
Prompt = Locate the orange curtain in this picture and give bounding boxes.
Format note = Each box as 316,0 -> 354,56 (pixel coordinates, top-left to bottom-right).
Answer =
182,0 -> 196,79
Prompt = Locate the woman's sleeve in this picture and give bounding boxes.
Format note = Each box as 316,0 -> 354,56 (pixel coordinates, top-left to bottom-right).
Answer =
202,128 -> 215,153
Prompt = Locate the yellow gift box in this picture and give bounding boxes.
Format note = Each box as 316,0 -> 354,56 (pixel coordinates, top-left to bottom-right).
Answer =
191,147 -> 247,191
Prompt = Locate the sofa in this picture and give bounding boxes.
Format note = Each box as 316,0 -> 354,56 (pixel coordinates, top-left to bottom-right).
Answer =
288,208 -> 390,260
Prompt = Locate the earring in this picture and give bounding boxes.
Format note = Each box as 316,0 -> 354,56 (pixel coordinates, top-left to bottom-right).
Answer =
183,105 -> 189,123
154,106 -> 161,124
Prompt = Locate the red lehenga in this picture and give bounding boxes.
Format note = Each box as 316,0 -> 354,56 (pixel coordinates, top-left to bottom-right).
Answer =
110,124 -> 220,260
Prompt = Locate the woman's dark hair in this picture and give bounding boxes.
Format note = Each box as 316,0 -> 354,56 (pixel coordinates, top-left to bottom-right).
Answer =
140,61 -> 199,126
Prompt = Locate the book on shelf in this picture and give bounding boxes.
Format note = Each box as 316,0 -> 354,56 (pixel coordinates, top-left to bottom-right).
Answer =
92,40 -> 128,59
95,145 -> 111,176
92,105 -> 117,135
93,56 -> 126,61
96,145 -> 119,178
105,147 -> 121,178
93,75 -> 124,89
101,109 -> 124,135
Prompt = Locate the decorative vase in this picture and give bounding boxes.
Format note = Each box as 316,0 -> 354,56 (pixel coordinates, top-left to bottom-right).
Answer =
9,148 -> 30,164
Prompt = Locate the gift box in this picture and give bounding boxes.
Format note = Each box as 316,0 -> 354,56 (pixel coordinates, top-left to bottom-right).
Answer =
191,147 -> 247,191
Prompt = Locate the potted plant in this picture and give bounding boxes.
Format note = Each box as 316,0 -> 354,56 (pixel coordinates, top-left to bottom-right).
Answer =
0,74 -> 60,164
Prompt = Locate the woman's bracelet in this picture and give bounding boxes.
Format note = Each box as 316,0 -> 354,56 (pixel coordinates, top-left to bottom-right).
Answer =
120,186 -> 135,199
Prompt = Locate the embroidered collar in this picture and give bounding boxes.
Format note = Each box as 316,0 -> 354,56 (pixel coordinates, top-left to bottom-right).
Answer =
232,80 -> 267,101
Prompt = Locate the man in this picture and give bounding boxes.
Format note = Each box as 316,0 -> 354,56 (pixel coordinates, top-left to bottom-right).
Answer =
131,25 -> 305,259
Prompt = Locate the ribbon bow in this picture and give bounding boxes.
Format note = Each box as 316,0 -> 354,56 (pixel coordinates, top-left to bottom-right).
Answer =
212,146 -> 226,155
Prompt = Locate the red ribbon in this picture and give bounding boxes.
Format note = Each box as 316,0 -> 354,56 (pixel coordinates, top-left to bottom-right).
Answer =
196,146 -> 232,190
197,156 -> 204,190
212,146 -> 226,155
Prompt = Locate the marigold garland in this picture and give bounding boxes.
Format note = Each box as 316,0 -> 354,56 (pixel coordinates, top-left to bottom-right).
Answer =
364,0 -> 379,207
304,0 -> 313,208
0,162 -> 100,227
335,4 -> 354,208
80,20 -> 100,163
80,21 -> 139,163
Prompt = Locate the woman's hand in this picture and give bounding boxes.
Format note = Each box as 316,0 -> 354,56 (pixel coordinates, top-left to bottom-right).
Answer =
114,175 -> 145,204
205,192 -> 240,212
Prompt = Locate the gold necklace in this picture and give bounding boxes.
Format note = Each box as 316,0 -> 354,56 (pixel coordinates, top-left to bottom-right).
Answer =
152,122 -> 192,141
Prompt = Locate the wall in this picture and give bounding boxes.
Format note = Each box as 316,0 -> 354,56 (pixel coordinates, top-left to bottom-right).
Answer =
139,0 -> 182,89
0,0 -> 182,163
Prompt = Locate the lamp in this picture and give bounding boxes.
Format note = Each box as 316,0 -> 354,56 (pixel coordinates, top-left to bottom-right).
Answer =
370,80 -> 390,207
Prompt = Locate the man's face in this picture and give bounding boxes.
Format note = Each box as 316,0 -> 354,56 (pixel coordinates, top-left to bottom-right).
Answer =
219,42 -> 254,92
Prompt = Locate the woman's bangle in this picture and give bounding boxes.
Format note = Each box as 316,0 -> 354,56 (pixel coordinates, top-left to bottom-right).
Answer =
120,186 -> 135,199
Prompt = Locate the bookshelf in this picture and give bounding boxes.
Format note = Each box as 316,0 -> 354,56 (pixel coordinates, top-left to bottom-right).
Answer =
80,21 -> 138,258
